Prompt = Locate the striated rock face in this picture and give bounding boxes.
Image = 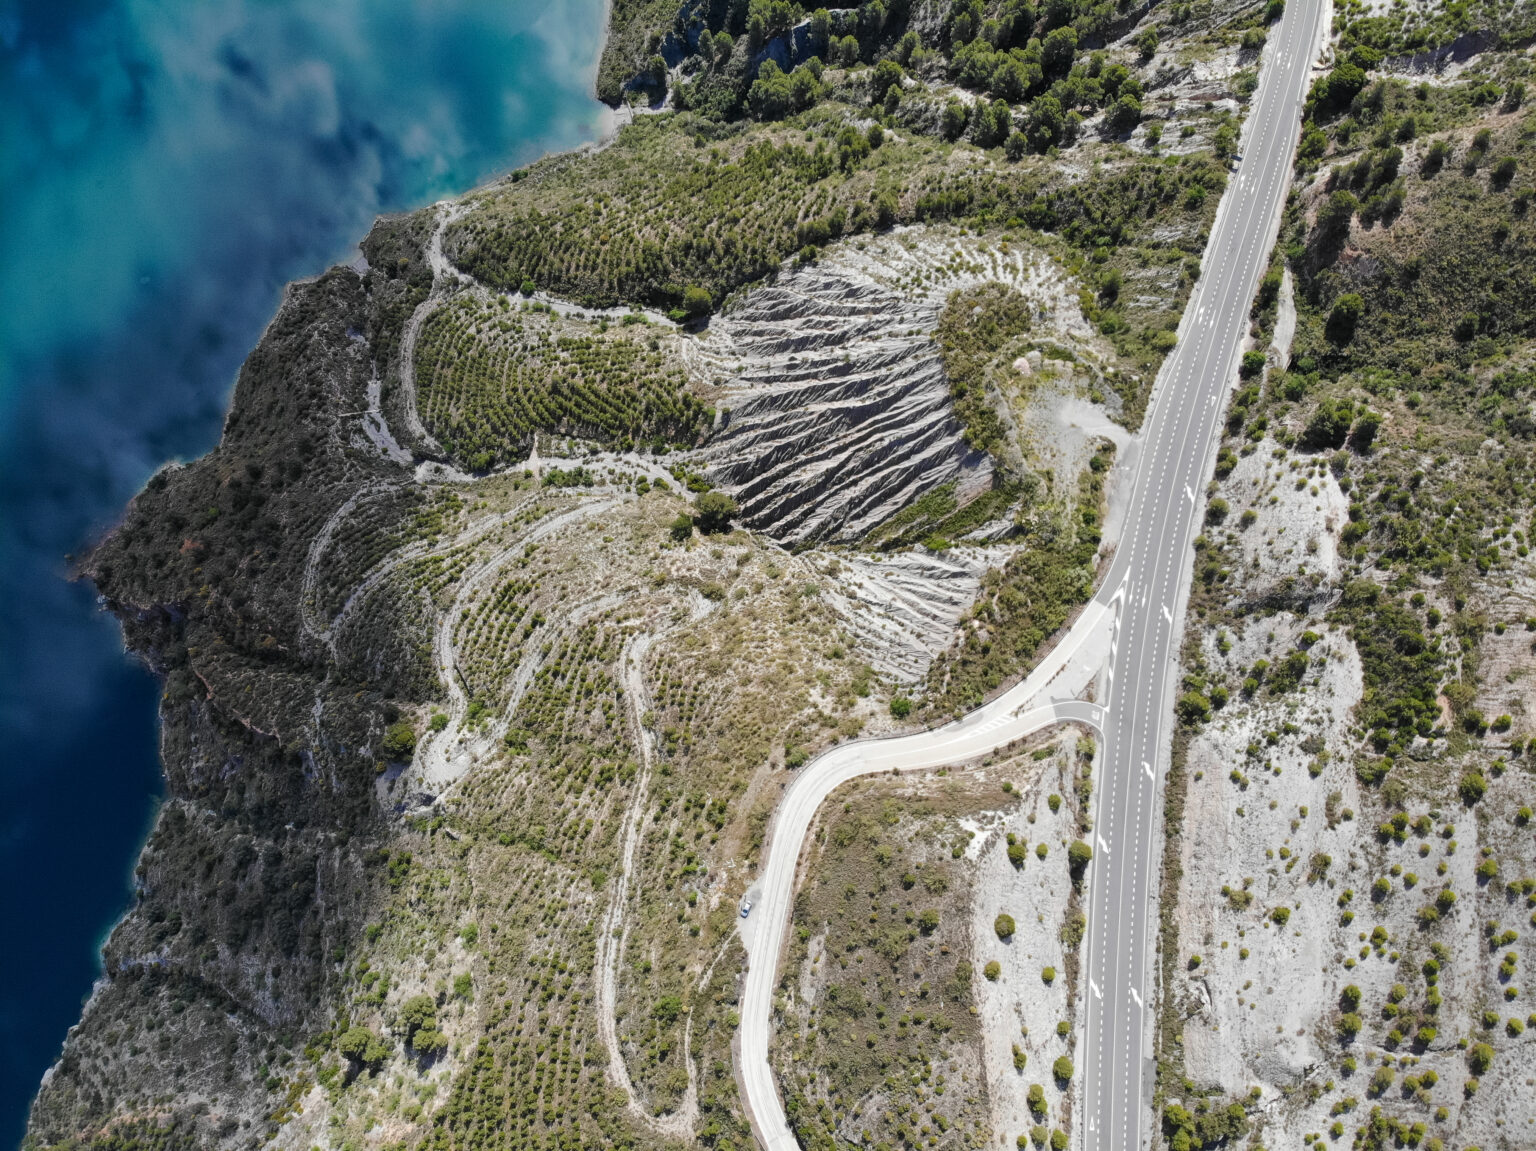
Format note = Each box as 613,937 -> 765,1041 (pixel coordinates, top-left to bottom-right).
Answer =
697,269 -> 990,545
694,227 -> 1093,546
827,548 -> 1009,682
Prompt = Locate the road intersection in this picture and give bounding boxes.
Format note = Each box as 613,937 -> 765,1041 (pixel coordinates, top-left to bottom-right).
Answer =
736,0 -> 1331,1144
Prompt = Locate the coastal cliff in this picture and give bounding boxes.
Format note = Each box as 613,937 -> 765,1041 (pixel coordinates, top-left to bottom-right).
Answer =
36,1 -> 1536,1149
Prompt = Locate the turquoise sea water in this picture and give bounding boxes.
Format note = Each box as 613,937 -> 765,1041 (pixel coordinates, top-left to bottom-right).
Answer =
0,1 -> 607,1140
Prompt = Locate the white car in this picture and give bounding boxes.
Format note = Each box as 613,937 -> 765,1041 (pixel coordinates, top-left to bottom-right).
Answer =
740,899 -> 753,918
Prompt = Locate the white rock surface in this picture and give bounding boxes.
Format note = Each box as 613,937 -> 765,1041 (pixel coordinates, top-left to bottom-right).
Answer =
696,227 -> 1103,545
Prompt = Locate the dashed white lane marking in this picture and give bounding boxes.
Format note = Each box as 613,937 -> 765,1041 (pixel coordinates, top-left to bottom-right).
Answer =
1080,7 -> 1327,1147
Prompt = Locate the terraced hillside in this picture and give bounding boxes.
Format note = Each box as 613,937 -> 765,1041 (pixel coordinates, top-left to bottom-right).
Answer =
23,0 -> 1345,1149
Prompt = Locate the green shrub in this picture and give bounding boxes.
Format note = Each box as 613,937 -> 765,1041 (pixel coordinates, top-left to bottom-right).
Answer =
1067,839 -> 1093,876
381,721 -> 417,760
1052,1055 -> 1074,1081
1468,1042 -> 1494,1073
1326,292 -> 1364,343
1460,771 -> 1487,804
337,1025 -> 390,1068
995,913 -> 1016,939
694,490 -> 739,534
1177,691 -> 1212,725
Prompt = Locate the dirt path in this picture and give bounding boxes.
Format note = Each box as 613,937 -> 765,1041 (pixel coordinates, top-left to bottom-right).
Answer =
594,593 -> 715,1142
416,496 -> 622,791
395,203 -> 465,453
299,481 -> 405,655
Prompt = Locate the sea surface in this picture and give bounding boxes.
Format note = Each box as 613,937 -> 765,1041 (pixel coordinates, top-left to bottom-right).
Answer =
0,0 -> 608,1141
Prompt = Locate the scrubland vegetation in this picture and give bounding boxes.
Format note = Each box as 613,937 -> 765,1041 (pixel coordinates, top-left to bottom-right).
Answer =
776,778 -> 995,1151
1154,39 -> 1536,1151
446,109 -> 1227,375
414,298 -> 710,470
923,284 -> 1117,714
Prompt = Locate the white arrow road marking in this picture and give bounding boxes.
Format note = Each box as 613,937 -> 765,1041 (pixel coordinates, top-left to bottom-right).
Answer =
1143,760 -> 1154,781
1184,484 -> 1196,504
1097,834 -> 1111,856
1162,604 -> 1173,624
1090,979 -> 1102,1000
1130,986 -> 1142,1008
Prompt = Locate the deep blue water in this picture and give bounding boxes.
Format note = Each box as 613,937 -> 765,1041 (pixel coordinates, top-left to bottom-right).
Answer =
0,0 -> 607,1141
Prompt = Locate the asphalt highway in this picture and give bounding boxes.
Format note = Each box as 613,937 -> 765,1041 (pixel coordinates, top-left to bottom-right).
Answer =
1078,1 -> 1328,1146
735,1 -> 1328,1143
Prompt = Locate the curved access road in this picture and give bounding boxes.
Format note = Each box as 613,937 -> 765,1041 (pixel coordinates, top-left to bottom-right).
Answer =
738,601 -> 1113,1151
736,0 -> 1328,1145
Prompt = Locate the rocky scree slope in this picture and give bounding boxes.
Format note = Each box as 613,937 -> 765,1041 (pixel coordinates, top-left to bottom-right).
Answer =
695,227 -> 1108,545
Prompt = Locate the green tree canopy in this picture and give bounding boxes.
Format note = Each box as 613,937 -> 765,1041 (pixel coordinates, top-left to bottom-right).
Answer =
381,722 -> 417,761
694,490 -> 740,533
681,284 -> 712,317
338,1025 -> 390,1068
399,993 -> 438,1043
